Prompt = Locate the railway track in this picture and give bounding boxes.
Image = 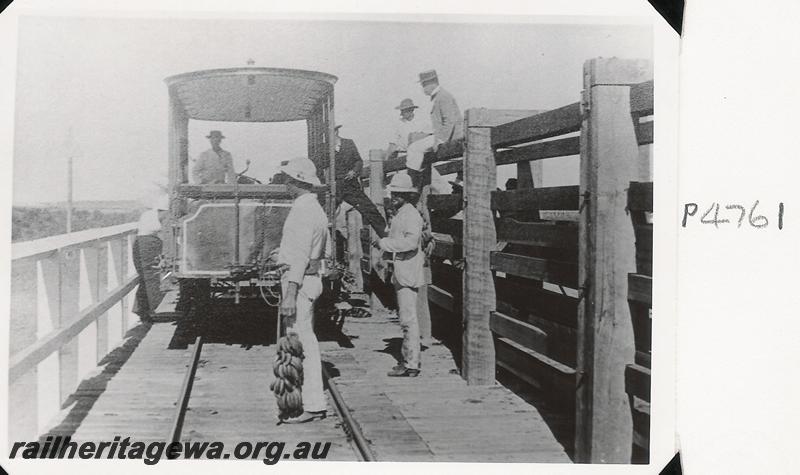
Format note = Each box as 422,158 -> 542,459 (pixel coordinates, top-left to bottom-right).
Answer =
167,320 -> 375,461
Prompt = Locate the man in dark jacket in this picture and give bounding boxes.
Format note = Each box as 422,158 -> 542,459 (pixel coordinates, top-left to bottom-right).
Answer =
332,125 -> 387,238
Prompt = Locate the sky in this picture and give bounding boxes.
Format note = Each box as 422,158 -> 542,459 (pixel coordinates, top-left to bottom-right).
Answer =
12,16 -> 651,204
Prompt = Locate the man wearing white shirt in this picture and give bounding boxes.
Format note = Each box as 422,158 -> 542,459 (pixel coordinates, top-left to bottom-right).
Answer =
387,98 -> 432,159
374,172 -> 426,377
274,157 -> 330,423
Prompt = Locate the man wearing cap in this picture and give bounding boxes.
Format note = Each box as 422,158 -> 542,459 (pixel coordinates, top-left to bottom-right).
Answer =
274,157 -> 331,423
387,98 -> 432,159
192,130 -> 236,184
405,69 -> 462,194
332,125 -> 387,238
373,171 -> 425,377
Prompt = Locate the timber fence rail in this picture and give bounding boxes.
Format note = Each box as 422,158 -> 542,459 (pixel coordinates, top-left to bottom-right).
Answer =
625,181 -> 653,463
9,223 -> 141,443
347,57 -> 653,463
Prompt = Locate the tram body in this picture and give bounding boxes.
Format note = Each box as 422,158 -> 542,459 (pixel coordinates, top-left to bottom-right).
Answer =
162,67 -> 340,296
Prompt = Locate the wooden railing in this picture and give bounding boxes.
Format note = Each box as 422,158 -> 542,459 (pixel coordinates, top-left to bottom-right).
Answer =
9,223 -> 140,442
345,57 -> 653,463
625,181 -> 653,463
575,58 -> 653,464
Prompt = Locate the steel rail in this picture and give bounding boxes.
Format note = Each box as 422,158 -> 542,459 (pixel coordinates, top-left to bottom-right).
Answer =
167,310 -> 373,461
168,334 -> 204,445
322,365 -> 376,461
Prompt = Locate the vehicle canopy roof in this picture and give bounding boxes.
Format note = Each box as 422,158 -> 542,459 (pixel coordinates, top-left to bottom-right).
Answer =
164,67 -> 338,123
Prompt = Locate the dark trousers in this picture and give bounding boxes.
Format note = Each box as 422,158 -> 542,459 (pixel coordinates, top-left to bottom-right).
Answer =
337,180 -> 387,238
132,235 -> 164,320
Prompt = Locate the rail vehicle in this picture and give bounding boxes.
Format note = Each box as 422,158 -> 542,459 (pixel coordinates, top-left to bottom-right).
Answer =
162,66 -> 342,306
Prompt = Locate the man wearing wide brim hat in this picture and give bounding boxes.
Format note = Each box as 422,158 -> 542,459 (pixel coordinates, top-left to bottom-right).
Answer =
273,157 -> 329,422
373,172 -> 426,377
387,98 -> 432,160
192,130 -> 236,184
395,98 -> 418,111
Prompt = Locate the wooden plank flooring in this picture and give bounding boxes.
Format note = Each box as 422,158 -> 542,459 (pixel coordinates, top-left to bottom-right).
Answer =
44,323 -> 190,442
325,306 -> 572,462
180,342 -> 358,460
42,296 -> 571,463
42,318 -> 359,461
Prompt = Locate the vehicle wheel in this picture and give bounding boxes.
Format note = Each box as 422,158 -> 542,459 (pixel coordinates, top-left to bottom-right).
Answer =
177,278 -> 211,319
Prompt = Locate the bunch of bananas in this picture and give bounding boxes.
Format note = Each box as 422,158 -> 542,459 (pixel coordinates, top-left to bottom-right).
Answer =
269,333 -> 305,420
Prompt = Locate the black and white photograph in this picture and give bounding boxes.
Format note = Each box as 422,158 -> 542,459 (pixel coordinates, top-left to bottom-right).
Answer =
1,2 -> 681,473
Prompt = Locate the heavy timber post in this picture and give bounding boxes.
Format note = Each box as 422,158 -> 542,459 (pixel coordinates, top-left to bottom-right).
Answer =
575,58 -> 652,463
462,109 -> 496,385
346,208 -> 364,292
368,150 -> 387,314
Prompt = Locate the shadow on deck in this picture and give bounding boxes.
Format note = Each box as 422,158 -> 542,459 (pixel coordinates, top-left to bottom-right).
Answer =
42,323 -> 153,439
429,305 -> 576,461
323,294 -> 573,463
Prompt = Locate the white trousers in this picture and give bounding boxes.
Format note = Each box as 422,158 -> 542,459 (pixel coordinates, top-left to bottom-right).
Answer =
406,135 -> 437,171
395,283 -> 420,370
282,275 -> 326,412
406,135 -> 453,194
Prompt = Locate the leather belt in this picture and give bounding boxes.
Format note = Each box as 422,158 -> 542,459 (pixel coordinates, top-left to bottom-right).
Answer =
393,249 -> 419,261
305,258 -> 324,275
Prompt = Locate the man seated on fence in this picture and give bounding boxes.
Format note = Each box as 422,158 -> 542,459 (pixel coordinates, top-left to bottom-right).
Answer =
330,125 -> 388,238
192,130 -> 236,184
386,98 -> 432,160
405,69 -> 462,194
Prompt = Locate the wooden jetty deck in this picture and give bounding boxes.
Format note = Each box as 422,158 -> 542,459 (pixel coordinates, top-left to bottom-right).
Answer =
44,323 -> 188,442
42,312 -> 360,460
40,295 -> 570,463
326,302 -> 571,462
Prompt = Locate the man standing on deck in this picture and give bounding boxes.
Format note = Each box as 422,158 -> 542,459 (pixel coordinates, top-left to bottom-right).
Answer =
274,157 -> 330,423
373,172 -> 426,377
192,130 -> 236,184
405,69 -> 462,194
132,195 -> 169,322
331,125 -> 388,238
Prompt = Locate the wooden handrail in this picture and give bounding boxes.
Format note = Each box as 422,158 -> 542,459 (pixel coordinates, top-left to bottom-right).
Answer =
491,80 -> 653,149
12,222 -> 138,261
9,222 -> 142,441
9,275 -> 139,383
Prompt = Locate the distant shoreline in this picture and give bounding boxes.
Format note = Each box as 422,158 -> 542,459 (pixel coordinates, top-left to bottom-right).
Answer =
12,205 -> 141,243
13,200 -> 145,210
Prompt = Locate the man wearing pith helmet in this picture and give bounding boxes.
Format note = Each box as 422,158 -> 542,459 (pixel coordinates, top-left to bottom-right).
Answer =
373,171 -> 426,377
274,157 -> 330,423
